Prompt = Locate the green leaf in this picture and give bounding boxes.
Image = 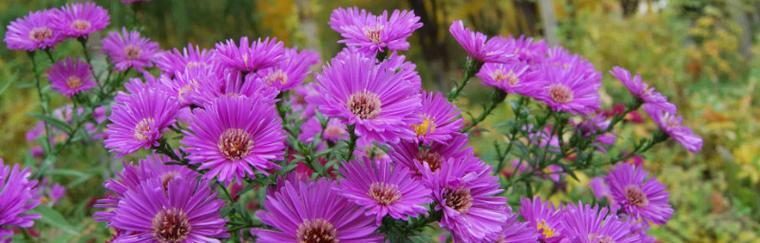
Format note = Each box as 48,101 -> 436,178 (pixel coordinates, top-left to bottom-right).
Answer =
32,205 -> 80,236
28,113 -> 73,134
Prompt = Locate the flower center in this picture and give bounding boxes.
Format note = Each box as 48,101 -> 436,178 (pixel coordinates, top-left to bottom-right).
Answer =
537,220 -> 556,238
443,187 -> 473,213
152,208 -> 191,243
364,25 -> 384,44
415,150 -> 443,172
624,185 -> 649,207
178,84 -> 193,102
218,128 -> 254,160
368,182 -> 402,206
265,69 -> 288,86
71,19 -> 91,31
125,45 -> 142,59
492,70 -> 519,86
548,84 -> 573,104
66,76 -> 83,89
347,91 -> 382,120
296,218 -> 338,243
662,113 -> 680,129
28,27 -> 53,42
133,118 -> 156,141
412,116 -> 436,137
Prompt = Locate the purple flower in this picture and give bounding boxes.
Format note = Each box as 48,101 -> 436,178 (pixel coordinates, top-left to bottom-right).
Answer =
104,86 -> 179,155
52,2 -> 110,38
610,66 -> 676,113
501,35 -> 548,64
48,57 -> 96,97
4,10 -> 64,51
423,157 -> 506,241
48,183 -> 66,205
531,61 -> 601,115
560,202 -> 639,243
0,160 -> 40,240
449,20 -> 513,63
643,104 -> 703,153
484,207 -> 538,243
337,158 -> 432,224
254,179 -> 382,242
192,67 -> 278,107
256,48 -> 319,91
388,133 -> 472,178
299,116 -> 347,144
410,92 -> 463,144
519,197 -> 564,242
102,28 -> 160,71
94,154 -> 198,223
155,43 -> 214,76
110,177 -> 228,242
329,7 -> 422,55
214,37 -> 284,73
310,50 -> 421,143
182,95 -> 285,184
606,163 -> 673,224
157,68 -> 205,107
476,61 -> 538,95
589,177 -> 620,212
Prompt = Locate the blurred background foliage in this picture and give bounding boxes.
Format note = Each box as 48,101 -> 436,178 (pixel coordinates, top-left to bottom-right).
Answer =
1,0 -> 759,242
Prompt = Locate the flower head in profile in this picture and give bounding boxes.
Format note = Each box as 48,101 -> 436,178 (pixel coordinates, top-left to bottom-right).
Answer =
215,36 -> 284,73
519,197 -> 564,242
110,177 -> 228,242
4,10 -> 64,51
192,67 -> 277,107
531,61 -> 601,115
502,35 -> 548,64
610,66 -> 676,113
256,48 -> 319,91
643,104 -> 702,153
102,28 -> 160,71
424,157 -> 506,242
254,179 -> 382,242
560,202 -> 639,243
105,87 -> 179,155
0,160 -> 40,240
589,177 -> 619,212
449,20 -> 513,63
48,58 -> 96,97
477,61 -> 537,95
94,154 -> 198,223
337,158 -> 431,224
388,133 -> 472,178
182,95 -> 285,184
485,207 -> 538,243
411,92 -> 463,144
329,7 -> 422,55
52,2 -> 110,38
310,50 -> 421,143
155,43 -> 214,76
606,163 -> 673,224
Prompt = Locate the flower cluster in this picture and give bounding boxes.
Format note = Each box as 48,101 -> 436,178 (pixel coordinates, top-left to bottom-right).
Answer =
4,3 -> 703,242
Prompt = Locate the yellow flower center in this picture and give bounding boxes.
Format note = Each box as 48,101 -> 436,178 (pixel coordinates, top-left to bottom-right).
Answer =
537,220 -> 556,238
412,116 -> 436,137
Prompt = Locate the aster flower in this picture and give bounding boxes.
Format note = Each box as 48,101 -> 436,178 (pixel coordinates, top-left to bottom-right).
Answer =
299,116 -> 347,144
0,160 -> 40,240
182,95 -> 285,184
214,37 -> 284,73
48,58 -> 96,97
501,35 -> 547,64
519,197 -> 564,242
110,177 -> 228,242
424,157 -> 506,241
52,2 -> 110,38
256,48 -> 319,91
310,50 -> 421,143
610,66 -> 676,113
102,28 -> 160,71
104,87 -> 179,155
410,92 -> 463,144
337,158 -> 432,224
532,62 -> 601,115
476,61 -> 537,95
449,20 -> 513,63
94,154 -> 198,223
484,208 -> 538,243
155,43 -> 214,76
329,7 -> 422,55
388,133 -> 472,178
254,179 -> 382,242
560,202 -> 639,243
4,10 -> 64,51
605,163 -> 673,224
643,104 -> 702,153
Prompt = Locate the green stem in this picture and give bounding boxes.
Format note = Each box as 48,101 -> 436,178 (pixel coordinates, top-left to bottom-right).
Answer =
447,58 -> 483,101
78,38 -> 100,87
345,124 -> 358,161
462,90 -> 507,132
29,52 -> 53,155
